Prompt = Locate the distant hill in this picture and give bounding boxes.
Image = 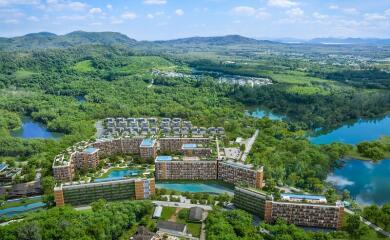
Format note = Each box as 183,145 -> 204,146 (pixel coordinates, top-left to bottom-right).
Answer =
0,31 -> 137,50
307,38 -> 390,45
154,35 -> 276,45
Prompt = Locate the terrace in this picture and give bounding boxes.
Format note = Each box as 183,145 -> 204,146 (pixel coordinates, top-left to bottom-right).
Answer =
140,138 -> 156,148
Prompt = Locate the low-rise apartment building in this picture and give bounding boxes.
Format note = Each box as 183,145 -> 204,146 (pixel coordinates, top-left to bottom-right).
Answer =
54,178 -> 155,206
233,187 -> 344,230
218,161 -> 263,189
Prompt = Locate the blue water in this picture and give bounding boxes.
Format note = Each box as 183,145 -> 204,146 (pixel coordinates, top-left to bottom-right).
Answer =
11,118 -> 63,139
95,169 -> 141,182
156,183 -> 234,195
0,202 -> 46,217
247,108 -> 284,120
309,116 -> 390,145
327,159 -> 390,205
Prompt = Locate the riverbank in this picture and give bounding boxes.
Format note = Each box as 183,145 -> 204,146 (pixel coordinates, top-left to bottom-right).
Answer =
344,136 -> 390,161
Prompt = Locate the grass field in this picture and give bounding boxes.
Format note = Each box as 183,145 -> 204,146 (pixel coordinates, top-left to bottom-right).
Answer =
160,206 -> 176,220
73,60 -> 95,73
116,56 -> 178,75
14,70 -> 34,80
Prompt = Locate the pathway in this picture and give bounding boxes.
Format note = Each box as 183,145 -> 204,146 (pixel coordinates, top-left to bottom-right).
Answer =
95,120 -> 104,138
241,129 -> 259,162
152,201 -> 212,211
345,209 -> 390,237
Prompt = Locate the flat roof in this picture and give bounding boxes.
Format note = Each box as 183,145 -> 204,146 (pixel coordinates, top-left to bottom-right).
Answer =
182,143 -> 197,149
140,138 -> 155,147
84,147 -> 98,154
281,193 -> 327,201
155,156 -> 172,161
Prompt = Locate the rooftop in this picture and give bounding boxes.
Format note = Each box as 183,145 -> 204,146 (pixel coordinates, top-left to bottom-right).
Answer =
189,207 -> 204,221
281,193 -> 327,202
157,220 -> 186,233
182,143 -> 197,149
140,138 -> 156,148
84,147 -> 98,154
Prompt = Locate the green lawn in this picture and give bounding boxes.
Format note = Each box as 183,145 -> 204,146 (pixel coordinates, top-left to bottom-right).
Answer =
115,56 -> 177,75
187,222 -> 202,238
73,60 -> 95,73
160,206 -> 176,220
14,70 -> 34,80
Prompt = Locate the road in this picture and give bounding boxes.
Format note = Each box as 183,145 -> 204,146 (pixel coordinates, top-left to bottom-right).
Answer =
152,201 -> 212,211
241,129 -> 259,162
345,208 -> 390,237
95,120 -> 104,138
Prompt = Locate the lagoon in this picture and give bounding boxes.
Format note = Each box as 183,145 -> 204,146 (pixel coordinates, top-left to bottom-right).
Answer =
156,182 -> 234,195
309,116 -> 390,145
11,118 -> 63,139
327,159 -> 390,205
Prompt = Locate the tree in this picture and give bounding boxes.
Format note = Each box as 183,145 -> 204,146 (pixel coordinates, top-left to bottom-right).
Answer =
91,199 -> 107,212
41,176 -> 55,195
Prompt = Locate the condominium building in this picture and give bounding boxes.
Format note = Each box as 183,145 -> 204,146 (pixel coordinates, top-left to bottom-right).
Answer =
72,147 -> 100,170
233,187 -> 344,230
159,137 -> 210,153
52,154 -> 75,182
155,156 -> 218,180
218,161 -> 263,189
54,178 -> 155,206
139,139 -> 157,160
180,143 -> 212,157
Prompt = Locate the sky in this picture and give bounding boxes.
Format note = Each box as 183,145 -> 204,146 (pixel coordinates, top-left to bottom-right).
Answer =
0,0 -> 390,40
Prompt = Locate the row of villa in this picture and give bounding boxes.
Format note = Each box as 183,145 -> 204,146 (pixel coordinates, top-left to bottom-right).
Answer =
103,117 -> 224,137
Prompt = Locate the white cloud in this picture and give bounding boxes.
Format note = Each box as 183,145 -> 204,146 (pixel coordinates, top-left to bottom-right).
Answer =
175,9 -> 184,16
0,0 -> 39,6
232,6 -> 256,16
4,18 -> 19,23
27,15 -> 39,21
343,8 -> 359,15
143,0 -> 166,5
329,5 -> 339,10
89,7 -> 102,14
232,6 -> 270,19
364,13 -> 386,21
385,9 -> 390,16
57,14 -> 86,20
111,19 -> 123,24
147,13 -> 154,19
286,7 -> 303,17
45,0 -> 88,12
121,11 -> 137,20
267,0 -> 297,8
313,12 -> 328,20
106,4 -> 112,10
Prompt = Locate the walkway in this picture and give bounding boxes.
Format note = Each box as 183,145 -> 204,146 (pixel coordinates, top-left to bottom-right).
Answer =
95,120 -> 104,138
152,201 -> 212,211
345,209 -> 390,237
241,129 -> 259,162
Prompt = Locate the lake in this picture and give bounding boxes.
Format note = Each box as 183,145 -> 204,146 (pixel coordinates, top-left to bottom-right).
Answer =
246,108 -> 284,120
156,182 -> 234,195
11,118 -> 63,139
327,159 -> 390,205
309,116 -> 390,145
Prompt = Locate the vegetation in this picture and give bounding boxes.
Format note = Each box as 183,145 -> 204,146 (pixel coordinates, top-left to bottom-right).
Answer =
362,204 -> 390,232
0,200 -> 152,240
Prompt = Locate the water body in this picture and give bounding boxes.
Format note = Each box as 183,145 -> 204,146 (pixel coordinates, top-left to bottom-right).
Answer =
309,116 -> 390,145
246,108 -> 284,120
0,202 -> 46,217
76,96 -> 86,103
327,159 -> 390,205
95,169 -> 141,182
156,183 -> 234,195
11,118 -> 63,139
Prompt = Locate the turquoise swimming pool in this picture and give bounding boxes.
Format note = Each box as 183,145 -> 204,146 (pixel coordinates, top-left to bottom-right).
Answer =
95,169 -> 141,182
156,182 -> 234,195
0,202 -> 47,217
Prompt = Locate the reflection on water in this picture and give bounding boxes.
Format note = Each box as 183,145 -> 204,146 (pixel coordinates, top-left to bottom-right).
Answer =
328,159 -> 390,205
11,118 -> 63,139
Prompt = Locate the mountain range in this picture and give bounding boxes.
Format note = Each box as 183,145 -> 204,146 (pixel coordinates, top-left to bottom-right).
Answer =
0,31 -> 389,50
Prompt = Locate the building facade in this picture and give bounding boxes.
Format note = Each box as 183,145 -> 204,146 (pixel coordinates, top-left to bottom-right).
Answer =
233,187 -> 344,230
54,178 -> 155,206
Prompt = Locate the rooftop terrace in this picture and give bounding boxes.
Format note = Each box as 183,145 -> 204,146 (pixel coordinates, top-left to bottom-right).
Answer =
155,156 -> 172,161
140,138 -> 156,148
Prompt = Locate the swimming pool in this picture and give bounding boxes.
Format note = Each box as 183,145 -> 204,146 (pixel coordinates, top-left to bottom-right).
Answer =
156,182 -> 234,195
0,202 -> 47,217
95,169 -> 141,182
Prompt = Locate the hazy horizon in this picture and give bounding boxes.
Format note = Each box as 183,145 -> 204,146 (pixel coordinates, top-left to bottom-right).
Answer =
0,0 -> 389,40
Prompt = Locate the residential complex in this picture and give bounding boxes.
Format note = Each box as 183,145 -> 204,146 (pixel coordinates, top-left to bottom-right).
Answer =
234,187 -> 344,229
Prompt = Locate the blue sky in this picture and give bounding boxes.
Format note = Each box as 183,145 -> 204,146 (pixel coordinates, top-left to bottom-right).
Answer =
0,0 -> 389,40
